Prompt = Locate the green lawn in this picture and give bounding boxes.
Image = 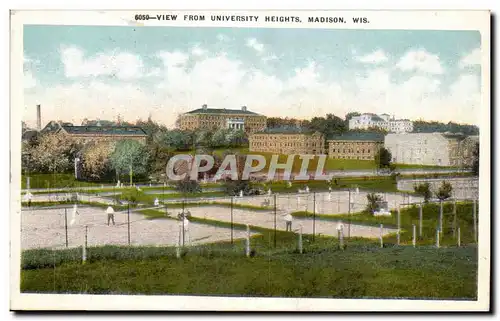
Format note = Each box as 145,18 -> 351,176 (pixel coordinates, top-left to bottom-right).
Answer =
21,174 -> 104,189
21,244 -> 477,298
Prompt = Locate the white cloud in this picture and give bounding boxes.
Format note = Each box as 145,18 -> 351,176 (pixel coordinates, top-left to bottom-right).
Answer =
356,49 -> 388,64
191,45 -> 206,57
60,45 -> 144,80
25,47 -> 480,128
23,55 -> 37,90
262,54 -> 279,63
156,51 -> 189,68
24,72 -> 37,90
396,49 -> 444,74
216,34 -> 229,42
246,38 -> 264,53
459,48 -> 481,68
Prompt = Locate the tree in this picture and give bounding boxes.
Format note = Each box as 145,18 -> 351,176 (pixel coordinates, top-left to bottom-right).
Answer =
175,177 -> 201,194
375,147 -> 392,169
81,141 -> 116,180
414,182 -> 432,203
225,129 -> 247,147
413,120 -> 479,136
193,130 -> 213,148
109,140 -> 150,184
266,117 -> 301,129
472,142 -> 479,176
135,117 -> 168,142
211,128 -> 228,148
436,181 -> 453,201
345,112 -> 361,122
365,193 -> 383,214
28,132 -> 83,173
153,129 -> 192,151
221,153 -> 250,195
306,113 -> 347,137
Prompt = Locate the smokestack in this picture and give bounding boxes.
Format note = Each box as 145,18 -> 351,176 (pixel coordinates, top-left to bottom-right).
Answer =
36,104 -> 41,130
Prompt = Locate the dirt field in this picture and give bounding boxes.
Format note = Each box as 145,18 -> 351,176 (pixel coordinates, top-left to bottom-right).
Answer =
21,206 -> 253,250
184,205 -> 397,238
200,191 -> 423,215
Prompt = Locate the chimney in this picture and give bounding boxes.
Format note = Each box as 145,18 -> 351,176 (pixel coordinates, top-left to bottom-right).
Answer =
36,104 -> 41,130
241,106 -> 247,112
202,104 -> 208,110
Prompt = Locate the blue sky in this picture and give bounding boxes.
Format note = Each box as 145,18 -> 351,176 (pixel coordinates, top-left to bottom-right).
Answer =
23,25 -> 482,128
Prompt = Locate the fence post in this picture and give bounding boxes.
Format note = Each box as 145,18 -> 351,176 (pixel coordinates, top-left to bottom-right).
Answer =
397,206 -> 401,246
298,225 -> 303,254
473,198 -> 477,243
82,244 -> 87,264
182,201 -> 186,247
245,224 -> 250,257
313,192 -> 316,242
457,227 -> 461,247
85,225 -> 88,249
379,224 -> 384,248
273,194 -> 277,248
439,200 -> 443,233
127,203 -> 131,246
412,224 -> 416,248
436,228 -> 440,248
453,199 -> 457,238
230,197 -> 234,245
64,208 -> 68,248
419,202 -> 423,238
348,189 -> 351,238
176,224 -> 181,259
339,226 -> 344,250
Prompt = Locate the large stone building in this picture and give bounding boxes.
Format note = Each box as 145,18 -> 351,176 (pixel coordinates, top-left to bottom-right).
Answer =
384,132 -> 478,167
249,127 -> 325,155
179,104 -> 267,133
349,113 -> 413,133
327,132 -> 384,160
55,125 -> 148,143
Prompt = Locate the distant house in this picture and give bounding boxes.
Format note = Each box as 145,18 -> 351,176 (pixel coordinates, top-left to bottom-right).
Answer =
249,127 -> 325,155
327,132 -> 385,161
349,113 -> 413,133
21,130 -> 39,143
55,125 -> 148,143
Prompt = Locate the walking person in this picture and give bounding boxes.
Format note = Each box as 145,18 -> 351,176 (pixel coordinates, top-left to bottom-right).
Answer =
106,203 -> 115,226
284,213 -> 293,232
154,197 -> 160,207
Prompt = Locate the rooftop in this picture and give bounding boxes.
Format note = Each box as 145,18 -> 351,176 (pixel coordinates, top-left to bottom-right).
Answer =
327,132 -> 385,142
59,125 -> 148,136
185,105 -> 262,116
253,127 -> 320,135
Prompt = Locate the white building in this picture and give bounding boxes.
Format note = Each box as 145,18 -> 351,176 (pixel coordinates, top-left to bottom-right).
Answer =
349,113 -> 413,133
384,132 -> 476,167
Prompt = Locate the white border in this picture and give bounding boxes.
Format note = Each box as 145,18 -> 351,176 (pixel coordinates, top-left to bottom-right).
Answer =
8,7 -> 491,312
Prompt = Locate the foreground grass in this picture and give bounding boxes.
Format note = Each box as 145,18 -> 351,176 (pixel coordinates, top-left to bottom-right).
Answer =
21,244 -> 477,299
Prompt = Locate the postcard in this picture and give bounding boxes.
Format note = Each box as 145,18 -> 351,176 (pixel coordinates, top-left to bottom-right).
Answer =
10,9 -> 491,311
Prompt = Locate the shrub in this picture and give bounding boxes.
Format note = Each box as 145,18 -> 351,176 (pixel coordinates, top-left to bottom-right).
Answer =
436,181 -> 453,200
414,182 -> 432,203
